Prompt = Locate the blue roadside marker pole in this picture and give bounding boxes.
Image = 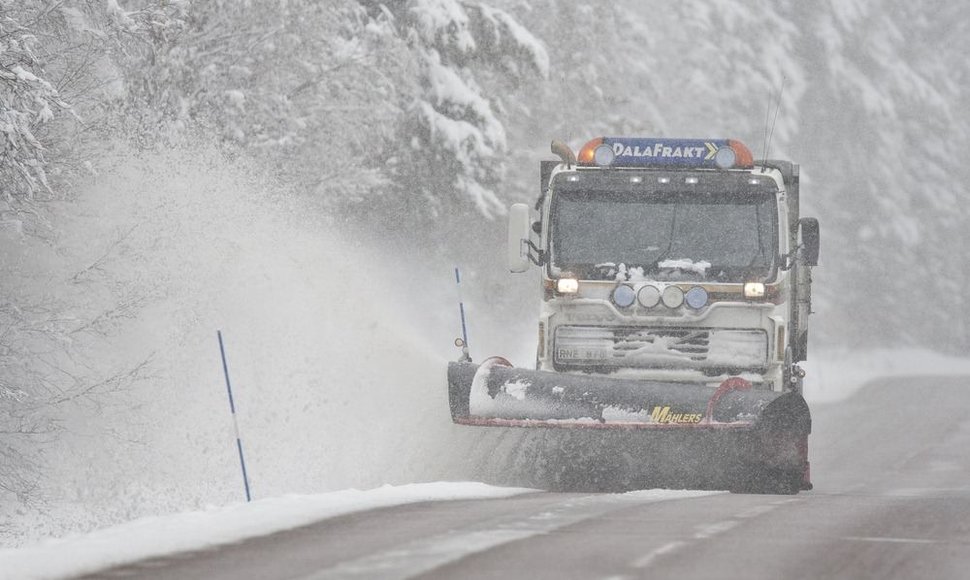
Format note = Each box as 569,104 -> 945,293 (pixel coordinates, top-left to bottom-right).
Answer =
217,330 -> 252,502
455,267 -> 471,362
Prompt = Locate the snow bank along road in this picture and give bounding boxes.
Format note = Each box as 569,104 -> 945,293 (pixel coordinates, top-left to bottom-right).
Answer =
81,376 -> 970,580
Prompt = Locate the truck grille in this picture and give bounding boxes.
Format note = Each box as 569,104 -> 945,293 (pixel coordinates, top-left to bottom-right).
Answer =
553,326 -> 767,371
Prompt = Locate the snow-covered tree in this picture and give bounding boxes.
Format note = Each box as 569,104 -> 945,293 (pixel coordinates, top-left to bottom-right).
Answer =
112,0 -> 548,234
110,0 -> 410,213
359,0 -> 548,220
0,3 -> 72,207
777,0 -> 970,351
0,1 -> 172,528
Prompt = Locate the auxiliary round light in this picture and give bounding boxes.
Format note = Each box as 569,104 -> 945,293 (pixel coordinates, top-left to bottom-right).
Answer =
661,285 -> 685,308
594,144 -> 616,166
612,284 -> 636,308
637,285 -> 661,308
685,286 -> 709,309
714,146 -> 737,169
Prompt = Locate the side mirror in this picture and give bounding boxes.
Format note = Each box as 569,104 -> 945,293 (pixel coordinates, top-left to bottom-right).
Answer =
800,217 -> 820,267
508,203 -> 531,273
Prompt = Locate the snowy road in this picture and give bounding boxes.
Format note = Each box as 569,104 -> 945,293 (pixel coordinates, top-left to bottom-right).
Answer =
80,376 -> 970,580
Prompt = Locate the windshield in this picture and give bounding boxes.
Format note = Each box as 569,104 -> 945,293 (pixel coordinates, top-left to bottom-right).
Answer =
551,189 -> 778,282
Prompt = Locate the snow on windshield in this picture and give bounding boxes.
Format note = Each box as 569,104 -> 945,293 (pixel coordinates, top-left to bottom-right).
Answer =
596,260 -> 714,281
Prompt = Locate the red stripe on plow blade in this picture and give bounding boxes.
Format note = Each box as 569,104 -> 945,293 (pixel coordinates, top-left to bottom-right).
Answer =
455,416 -> 756,430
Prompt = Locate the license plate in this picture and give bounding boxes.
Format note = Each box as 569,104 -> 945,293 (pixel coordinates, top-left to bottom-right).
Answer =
556,348 -> 611,362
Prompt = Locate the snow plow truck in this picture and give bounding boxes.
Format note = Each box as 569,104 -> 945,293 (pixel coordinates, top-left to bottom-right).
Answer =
447,137 -> 820,494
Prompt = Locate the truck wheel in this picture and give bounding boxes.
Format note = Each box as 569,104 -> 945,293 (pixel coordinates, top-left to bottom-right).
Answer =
728,428 -> 806,495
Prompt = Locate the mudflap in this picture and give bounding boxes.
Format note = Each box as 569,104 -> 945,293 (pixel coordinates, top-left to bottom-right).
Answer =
446,359 -> 812,493
729,391 -> 813,494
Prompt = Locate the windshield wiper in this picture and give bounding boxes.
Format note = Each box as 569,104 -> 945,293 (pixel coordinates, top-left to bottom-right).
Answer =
755,203 -> 768,267
650,206 -> 678,267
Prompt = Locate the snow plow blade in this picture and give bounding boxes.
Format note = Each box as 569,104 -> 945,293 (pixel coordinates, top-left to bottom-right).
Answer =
447,358 -> 810,433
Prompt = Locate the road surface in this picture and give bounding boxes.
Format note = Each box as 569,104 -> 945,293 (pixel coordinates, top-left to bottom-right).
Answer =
84,377 -> 970,579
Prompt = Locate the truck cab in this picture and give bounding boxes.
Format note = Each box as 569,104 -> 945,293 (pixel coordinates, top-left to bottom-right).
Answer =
509,137 -> 820,395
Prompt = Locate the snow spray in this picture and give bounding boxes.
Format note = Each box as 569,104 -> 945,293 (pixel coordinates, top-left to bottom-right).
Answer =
454,267 -> 472,362
217,330 -> 252,502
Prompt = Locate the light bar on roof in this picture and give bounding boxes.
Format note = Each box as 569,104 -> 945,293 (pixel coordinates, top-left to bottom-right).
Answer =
578,137 -> 754,169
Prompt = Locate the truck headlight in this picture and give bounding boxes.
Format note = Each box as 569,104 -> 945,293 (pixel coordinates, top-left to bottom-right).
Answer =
556,278 -> 579,294
743,282 -> 766,299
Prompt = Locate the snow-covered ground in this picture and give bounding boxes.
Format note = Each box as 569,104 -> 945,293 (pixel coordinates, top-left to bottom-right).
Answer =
0,483 -> 535,580
804,348 -> 970,403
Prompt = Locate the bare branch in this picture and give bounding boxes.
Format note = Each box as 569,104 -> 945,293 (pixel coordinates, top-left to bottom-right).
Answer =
71,224 -> 139,283
51,355 -> 154,406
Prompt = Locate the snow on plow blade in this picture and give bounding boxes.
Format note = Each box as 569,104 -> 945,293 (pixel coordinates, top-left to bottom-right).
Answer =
447,358 -> 809,432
